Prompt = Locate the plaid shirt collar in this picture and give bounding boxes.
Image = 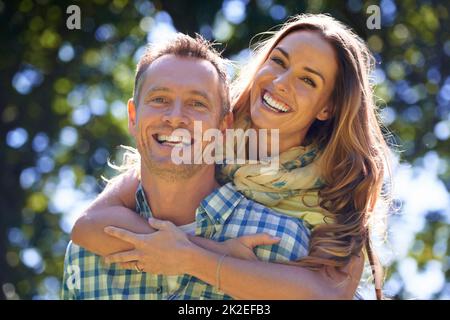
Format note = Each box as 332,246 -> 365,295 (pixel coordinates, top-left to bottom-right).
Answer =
135,182 -> 243,227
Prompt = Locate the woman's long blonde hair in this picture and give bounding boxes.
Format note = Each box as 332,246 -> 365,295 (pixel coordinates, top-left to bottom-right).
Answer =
231,13 -> 392,299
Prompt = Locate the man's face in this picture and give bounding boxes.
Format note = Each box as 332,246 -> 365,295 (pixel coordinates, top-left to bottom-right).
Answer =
128,54 -> 228,180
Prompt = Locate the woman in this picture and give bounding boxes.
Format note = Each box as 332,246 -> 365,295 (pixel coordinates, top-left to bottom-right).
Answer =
72,14 -> 391,299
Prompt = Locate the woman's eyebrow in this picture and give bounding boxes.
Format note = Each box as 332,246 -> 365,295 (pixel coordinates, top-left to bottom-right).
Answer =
274,47 -> 326,84
274,47 -> 289,60
304,66 -> 326,84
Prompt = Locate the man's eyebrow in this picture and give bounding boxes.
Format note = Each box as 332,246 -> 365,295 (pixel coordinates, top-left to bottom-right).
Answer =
189,89 -> 211,101
142,86 -> 171,99
274,47 -> 326,84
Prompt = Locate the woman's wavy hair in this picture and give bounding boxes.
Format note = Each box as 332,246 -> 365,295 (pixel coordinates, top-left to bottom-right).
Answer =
231,13 -> 393,299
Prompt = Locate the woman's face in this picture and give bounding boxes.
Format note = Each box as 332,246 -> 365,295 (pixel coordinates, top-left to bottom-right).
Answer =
250,30 -> 338,150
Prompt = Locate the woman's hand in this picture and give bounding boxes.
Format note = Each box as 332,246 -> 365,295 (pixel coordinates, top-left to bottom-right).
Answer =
103,218 -> 194,275
103,217 -> 280,274
221,234 -> 280,261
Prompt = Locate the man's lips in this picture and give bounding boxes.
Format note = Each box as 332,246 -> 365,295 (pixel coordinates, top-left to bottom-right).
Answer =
152,133 -> 194,148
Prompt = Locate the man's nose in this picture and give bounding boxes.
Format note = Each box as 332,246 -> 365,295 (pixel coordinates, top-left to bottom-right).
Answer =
273,72 -> 290,93
162,100 -> 190,127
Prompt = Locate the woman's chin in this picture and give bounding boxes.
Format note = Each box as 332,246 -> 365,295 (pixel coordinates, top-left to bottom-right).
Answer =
250,112 -> 282,131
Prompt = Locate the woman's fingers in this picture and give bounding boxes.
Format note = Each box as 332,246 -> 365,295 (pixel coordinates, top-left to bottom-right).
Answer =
118,262 -> 137,270
104,226 -> 141,245
238,233 -> 281,249
104,250 -> 140,264
118,261 -> 145,272
148,217 -> 175,230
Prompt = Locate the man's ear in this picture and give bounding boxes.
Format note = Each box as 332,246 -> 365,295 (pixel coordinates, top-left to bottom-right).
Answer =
219,112 -> 234,132
127,98 -> 137,137
316,105 -> 331,121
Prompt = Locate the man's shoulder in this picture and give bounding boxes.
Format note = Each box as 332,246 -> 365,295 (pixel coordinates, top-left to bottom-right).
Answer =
216,183 -> 310,229
233,199 -> 310,235
217,188 -> 311,262
64,240 -> 101,264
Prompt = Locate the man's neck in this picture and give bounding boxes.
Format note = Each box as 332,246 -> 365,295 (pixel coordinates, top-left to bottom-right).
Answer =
140,165 -> 219,226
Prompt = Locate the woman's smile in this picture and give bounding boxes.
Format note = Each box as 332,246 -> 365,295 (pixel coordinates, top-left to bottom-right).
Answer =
261,90 -> 293,113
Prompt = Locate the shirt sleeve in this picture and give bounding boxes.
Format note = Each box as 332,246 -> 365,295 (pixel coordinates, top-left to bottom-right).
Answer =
252,213 -> 311,262
218,201 -> 311,263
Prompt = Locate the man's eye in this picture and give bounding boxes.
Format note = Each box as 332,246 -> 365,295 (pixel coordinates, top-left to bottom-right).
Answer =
300,77 -> 316,88
270,57 -> 286,68
191,101 -> 207,108
151,97 -> 167,104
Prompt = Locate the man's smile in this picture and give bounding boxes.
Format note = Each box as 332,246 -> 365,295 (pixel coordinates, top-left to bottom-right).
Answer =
153,133 -> 192,147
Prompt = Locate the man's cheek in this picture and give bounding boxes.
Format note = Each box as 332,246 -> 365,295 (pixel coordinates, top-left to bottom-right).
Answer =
136,127 -> 152,151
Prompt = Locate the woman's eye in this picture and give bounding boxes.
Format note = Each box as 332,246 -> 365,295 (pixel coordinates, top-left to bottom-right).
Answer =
301,77 -> 316,88
270,57 -> 285,68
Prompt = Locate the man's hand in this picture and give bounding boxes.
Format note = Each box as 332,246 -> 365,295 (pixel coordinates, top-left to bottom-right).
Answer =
103,218 -> 194,275
103,217 -> 281,274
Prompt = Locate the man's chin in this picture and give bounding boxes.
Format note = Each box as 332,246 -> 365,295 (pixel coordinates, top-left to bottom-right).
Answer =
143,160 -> 205,181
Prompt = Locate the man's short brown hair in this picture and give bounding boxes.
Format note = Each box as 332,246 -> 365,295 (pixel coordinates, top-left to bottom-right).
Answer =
133,33 -> 230,118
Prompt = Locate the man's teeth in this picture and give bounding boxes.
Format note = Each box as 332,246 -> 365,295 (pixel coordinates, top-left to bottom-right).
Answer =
157,134 -> 191,146
262,92 -> 289,113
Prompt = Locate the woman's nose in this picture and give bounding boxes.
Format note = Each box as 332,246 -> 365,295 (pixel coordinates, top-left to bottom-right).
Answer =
273,72 -> 290,93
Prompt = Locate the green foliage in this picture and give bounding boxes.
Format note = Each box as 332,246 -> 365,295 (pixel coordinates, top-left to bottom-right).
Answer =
0,0 -> 449,299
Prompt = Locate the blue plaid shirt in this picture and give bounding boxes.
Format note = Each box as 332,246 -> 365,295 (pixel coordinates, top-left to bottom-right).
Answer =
62,182 -> 311,299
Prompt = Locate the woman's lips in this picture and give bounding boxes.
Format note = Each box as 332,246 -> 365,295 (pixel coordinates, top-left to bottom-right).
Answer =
261,90 -> 292,113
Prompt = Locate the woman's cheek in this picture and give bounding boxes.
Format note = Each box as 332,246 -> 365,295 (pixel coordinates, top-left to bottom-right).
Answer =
256,65 -> 275,79
294,85 -> 317,103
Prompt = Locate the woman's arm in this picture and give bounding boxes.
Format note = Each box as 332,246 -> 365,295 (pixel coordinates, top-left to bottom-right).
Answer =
71,168 -> 147,256
71,169 -> 261,259
73,170 -> 363,299
185,243 -> 363,299
104,219 -> 364,300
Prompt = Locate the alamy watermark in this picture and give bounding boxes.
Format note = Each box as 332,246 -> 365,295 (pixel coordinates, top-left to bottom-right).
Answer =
165,121 -> 280,172
66,5 -> 81,30
65,264 -> 81,290
366,5 -> 381,30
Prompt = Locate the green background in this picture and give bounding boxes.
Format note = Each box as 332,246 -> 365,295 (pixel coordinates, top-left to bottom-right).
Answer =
1,0 -> 449,299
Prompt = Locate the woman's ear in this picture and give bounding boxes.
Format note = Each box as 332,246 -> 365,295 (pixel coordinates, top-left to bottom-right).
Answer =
316,105 -> 331,121
127,98 -> 137,137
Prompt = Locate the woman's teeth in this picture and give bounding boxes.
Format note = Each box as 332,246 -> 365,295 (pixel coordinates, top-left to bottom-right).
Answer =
262,92 -> 290,113
156,134 -> 191,146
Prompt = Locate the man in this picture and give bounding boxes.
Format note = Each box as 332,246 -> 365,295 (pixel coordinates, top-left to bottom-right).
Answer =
62,34 -> 312,300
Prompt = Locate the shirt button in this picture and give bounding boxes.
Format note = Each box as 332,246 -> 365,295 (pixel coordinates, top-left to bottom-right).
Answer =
156,286 -> 163,294
215,218 -> 221,224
